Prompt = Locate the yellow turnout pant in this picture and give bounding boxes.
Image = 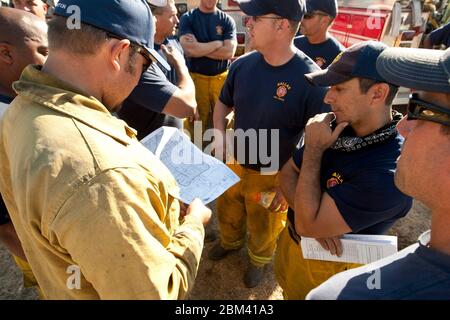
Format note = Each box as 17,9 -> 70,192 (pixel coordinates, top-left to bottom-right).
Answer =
13,255 -> 44,299
184,71 -> 228,140
217,163 -> 287,267
274,224 -> 361,300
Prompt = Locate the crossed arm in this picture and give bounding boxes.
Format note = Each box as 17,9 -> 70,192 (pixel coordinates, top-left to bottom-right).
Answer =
180,34 -> 237,60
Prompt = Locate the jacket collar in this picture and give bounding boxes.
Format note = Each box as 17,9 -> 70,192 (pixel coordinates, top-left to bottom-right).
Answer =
13,65 -> 137,146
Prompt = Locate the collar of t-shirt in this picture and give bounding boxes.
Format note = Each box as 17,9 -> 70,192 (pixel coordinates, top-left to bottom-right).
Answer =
0,94 -> 13,104
417,230 -> 450,273
154,38 -> 169,52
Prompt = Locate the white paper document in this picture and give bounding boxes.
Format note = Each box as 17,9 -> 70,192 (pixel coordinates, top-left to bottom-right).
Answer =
301,234 -> 398,265
141,126 -> 240,205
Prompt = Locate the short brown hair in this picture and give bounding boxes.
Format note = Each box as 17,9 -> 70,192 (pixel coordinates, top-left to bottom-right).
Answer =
47,16 -> 107,55
288,20 -> 301,35
48,16 -> 140,75
358,78 -> 399,106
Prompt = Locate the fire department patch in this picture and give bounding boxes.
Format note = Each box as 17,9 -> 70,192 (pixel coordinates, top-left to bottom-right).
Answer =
216,25 -> 223,36
327,172 -> 343,189
315,57 -> 326,68
274,82 -> 291,101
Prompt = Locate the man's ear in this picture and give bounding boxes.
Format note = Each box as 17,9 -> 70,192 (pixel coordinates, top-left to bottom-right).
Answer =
371,83 -> 390,105
108,39 -> 131,72
279,19 -> 289,31
0,43 -> 14,65
43,3 -> 49,14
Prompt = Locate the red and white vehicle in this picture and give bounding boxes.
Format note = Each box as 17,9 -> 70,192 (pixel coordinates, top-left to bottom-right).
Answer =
175,0 -> 430,104
330,0 -> 428,49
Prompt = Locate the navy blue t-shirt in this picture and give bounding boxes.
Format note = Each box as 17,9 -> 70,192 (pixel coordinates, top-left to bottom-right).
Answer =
290,130 -> 412,234
219,50 -> 329,171
118,63 -> 180,140
307,231 -> 450,300
154,37 -> 184,85
178,8 -> 236,76
0,94 -> 13,225
429,22 -> 450,48
294,35 -> 344,69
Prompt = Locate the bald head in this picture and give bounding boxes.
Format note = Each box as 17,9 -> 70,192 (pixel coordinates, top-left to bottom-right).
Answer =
0,7 -> 48,97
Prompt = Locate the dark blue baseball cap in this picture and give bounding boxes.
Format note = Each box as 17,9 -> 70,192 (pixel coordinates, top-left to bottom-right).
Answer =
54,0 -> 170,71
306,0 -> 338,18
305,41 -> 388,86
238,0 -> 306,22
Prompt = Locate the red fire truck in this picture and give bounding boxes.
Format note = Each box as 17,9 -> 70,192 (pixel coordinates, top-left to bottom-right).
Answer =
177,0 -> 429,51
175,0 -> 431,104
330,0 -> 428,48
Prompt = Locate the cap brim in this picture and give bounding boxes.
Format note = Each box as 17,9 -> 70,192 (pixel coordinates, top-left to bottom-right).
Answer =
147,0 -> 167,7
305,69 -> 352,87
146,47 -> 171,71
238,0 -> 270,16
376,48 -> 450,93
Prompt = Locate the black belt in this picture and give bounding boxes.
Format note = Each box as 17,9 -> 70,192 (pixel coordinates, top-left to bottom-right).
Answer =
287,220 -> 302,245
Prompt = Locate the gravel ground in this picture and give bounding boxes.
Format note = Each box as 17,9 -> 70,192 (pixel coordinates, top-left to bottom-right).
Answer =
0,200 -> 431,300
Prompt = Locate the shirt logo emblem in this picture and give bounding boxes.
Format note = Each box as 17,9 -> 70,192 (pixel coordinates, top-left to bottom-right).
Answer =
274,82 -> 291,102
315,57 -> 326,68
216,25 -> 223,36
327,172 -> 343,188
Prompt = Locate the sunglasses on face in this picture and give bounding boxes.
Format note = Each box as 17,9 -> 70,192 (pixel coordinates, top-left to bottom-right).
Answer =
407,93 -> 450,127
303,11 -> 330,19
106,33 -> 153,74
249,15 -> 284,22
130,44 -> 153,74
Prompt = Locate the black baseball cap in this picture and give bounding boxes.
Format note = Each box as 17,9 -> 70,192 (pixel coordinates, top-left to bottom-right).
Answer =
305,41 -> 388,86
54,0 -> 171,71
376,47 -> 450,93
306,0 -> 338,18
238,0 -> 306,22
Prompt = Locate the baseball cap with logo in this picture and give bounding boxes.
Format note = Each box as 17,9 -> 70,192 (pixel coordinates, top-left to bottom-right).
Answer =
238,0 -> 306,22
54,0 -> 170,71
376,47 -> 450,93
306,0 -> 338,18
305,41 -> 388,86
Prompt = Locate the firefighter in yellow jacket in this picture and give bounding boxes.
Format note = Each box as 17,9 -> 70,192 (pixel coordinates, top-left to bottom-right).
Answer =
0,0 -> 211,299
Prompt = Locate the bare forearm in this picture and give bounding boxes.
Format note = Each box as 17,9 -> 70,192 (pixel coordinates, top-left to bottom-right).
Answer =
213,102 -> 232,132
294,148 -> 323,234
279,161 -> 299,209
206,44 -> 236,60
0,223 -> 27,261
174,63 -> 195,102
182,40 -> 223,58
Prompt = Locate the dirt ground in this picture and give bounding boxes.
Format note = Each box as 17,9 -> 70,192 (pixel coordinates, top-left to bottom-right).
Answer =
0,200 -> 431,300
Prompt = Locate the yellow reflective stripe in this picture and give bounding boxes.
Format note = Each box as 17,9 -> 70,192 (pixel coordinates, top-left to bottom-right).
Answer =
221,238 -> 245,250
248,248 -> 272,266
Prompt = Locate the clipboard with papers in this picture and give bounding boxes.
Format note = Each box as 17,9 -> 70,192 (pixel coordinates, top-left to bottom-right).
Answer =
301,234 -> 398,264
